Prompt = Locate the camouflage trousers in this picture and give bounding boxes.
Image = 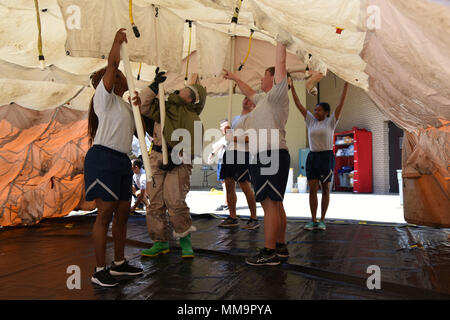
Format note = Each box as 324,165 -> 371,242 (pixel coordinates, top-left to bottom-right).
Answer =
145,151 -> 193,241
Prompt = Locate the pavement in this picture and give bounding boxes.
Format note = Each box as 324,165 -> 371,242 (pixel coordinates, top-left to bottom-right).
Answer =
186,189 -> 406,224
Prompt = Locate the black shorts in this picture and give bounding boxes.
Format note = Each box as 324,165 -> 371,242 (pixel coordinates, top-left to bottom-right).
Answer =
249,149 -> 290,202
219,150 -> 251,182
306,150 -> 335,183
84,145 -> 133,202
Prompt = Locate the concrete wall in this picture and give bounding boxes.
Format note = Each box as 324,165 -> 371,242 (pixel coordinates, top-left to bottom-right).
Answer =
190,81 -> 308,187
306,73 -> 390,193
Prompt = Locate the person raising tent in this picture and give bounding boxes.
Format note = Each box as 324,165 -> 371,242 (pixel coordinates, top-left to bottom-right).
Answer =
223,42 -> 290,266
218,96 -> 259,230
84,28 -> 143,287
289,77 -> 348,231
208,119 -> 229,212
138,71 -> 207,259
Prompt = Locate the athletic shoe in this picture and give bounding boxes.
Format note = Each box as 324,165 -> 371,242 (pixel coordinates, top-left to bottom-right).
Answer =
215,205 -> 229,211
91,268 -> 119,287
245,248 -> 280,266
218,217 -> 239,228
304,221 -> 318,231
141,241 -> 170,257
109,260 -> 143,276
180,234 -> 194,259
317,221 -> 326,231
276,242 -> 289,261
242,218 -> 260,230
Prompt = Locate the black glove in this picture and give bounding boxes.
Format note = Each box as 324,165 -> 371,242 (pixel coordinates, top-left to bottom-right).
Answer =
149,67 -> 167,94
159,152 -> 182,172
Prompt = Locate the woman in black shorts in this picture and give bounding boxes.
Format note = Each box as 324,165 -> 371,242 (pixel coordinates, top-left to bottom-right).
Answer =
85,29 -> 143,287
289,78 -> 348,231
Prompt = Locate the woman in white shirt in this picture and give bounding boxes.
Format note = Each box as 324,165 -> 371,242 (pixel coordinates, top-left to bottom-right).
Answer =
84,29 -> 143,287
289,77 -> 348,231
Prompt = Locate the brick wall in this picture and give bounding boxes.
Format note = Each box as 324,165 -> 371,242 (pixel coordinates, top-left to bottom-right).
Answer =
306,72 -> 390,193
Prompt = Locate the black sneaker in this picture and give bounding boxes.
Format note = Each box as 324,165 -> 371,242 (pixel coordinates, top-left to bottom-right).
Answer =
242,218 -> 260,230
276,242 -> 289,261
109,260 -> 143,276
218,217 -> 239,228
91,268 -> 119,287
216,205 -> 229,211
245,248 -> 280,266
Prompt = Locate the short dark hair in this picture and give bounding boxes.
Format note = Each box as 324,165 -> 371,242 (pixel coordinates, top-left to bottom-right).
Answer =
265,66 -> 275,76
132,159 -> 143,169
219,119 -> 228,124
317,102 -> 331,117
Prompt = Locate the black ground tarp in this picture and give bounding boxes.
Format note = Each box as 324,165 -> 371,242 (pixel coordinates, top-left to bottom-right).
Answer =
0,214 -> 449,300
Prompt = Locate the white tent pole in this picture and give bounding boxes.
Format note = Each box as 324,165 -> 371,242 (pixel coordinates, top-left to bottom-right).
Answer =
120,43 -> 153,182
111,0 -> 152,181
228,25 -> 236,126
227,0 -> 242,126
154,6 -> 169,166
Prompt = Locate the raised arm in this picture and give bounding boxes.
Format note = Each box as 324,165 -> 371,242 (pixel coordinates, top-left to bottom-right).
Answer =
103,28 -> 127,93
274,42 -> 287,84
289,77 -> 307,118
335,82 -> 349,120
223,69 -> 256,103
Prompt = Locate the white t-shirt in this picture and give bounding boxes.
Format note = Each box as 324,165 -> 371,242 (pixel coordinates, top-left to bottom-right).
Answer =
93,79 -> 135,154
212,136 -> 227,163
305,111 -> 338,152
228,113 -> 251,152
133,168 -> 146,190
241,76 -> 289,153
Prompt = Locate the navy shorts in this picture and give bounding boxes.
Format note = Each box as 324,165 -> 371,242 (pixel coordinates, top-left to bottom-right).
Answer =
219,150 -> 251,182
249,149 -> 290,202
306,150 -> 335,183
84,145 -> 133,202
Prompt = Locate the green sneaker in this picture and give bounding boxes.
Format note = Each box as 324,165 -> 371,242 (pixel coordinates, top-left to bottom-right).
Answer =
304,221 -> 318,231
317,221 -> 326,231
141,241 -> 170,257
180,234 -> 194,259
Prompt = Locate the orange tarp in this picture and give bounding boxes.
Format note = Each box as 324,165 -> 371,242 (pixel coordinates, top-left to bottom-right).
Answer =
0,104 -> 95,227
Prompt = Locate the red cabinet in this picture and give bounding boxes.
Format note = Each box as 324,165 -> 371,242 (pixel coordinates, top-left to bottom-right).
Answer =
333,127 -> 372,193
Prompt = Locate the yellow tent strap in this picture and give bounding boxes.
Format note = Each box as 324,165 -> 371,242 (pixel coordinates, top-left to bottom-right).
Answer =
129,0 -> 140,37
33,0 -> 45,67
238,29 -> 254,71
231,0 -> 243,23
148,141 -> 153,156
137,62 -> 142,80
185,20 -> 193,83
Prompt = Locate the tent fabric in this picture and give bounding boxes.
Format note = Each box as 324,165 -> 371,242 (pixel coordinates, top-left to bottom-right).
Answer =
0,60 -> 89,86
0,104 -> 94,227
0,79 -> 92,111
0,0 -> 449,226
360,0 -> 450,228
58,0 -> 185,74
195,23 -> 231,78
